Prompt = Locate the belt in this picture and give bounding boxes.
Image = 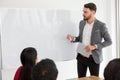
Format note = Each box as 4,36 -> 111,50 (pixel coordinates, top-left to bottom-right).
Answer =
78,53 -> 92,58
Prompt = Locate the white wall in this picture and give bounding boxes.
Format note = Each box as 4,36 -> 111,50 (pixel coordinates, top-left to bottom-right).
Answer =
1,0 -> 96,9
0,0 -> 116,80
0,21 -> 2,80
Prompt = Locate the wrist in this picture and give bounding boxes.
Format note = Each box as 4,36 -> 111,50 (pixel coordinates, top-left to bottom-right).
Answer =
93,45 -> 97,50
94,44 -> 97,49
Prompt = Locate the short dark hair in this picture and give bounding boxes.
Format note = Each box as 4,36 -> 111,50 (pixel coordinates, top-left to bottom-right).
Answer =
104,58 -> 120,80
84,3 -> 97,12
32,58 -> 58,80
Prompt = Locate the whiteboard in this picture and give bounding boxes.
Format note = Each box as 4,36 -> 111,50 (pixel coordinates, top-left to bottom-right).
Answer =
0,9 -> 81,69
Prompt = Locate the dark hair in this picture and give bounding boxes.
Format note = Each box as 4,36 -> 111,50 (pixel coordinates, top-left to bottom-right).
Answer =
104,58 -> 120,80
84,3 -> 97,12
19,47 -> 37,80
32,58 -> 58,80
115,70 -> 120,80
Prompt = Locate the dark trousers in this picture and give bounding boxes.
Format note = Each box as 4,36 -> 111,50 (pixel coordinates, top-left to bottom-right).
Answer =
76,53 -> 100,78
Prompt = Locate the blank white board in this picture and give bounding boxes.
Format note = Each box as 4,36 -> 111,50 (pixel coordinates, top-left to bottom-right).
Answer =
0,9 -> 81,69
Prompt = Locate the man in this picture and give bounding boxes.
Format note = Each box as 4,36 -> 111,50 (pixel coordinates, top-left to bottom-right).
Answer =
67,3 -> 112,78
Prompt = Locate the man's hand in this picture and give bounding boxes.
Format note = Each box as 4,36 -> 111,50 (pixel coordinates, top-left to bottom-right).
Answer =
67,34 -> 74,41
85,45 -> 97,52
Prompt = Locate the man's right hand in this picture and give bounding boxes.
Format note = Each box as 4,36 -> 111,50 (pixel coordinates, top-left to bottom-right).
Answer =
67,34 -> 74,41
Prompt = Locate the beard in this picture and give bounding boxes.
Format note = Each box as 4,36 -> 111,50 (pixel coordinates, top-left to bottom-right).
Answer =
83,15 -> 91,21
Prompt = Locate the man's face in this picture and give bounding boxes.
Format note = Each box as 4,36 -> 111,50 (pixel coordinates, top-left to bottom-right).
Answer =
83,8 -> 94,21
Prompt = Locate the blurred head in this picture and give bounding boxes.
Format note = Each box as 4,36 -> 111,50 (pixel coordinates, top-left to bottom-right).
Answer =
83,3 -> 97,21
19,47 -> 38,80
104,58 -> 120,80
20,47 -> 38,66
32,58 -> 58,80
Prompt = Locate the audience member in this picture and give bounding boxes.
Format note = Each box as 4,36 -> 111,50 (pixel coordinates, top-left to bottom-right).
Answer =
32,58 -> 58,80
104,58 -> 120,80
14,47 -> 38,80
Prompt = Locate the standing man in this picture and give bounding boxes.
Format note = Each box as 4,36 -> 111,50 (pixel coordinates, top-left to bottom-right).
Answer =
67,3 -> 112,78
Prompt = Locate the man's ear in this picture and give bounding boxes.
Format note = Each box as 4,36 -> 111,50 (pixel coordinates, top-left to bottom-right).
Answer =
93,10 -> 96,14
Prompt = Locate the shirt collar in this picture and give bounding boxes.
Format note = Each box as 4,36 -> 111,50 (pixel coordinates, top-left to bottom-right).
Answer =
86,21 -> 94,26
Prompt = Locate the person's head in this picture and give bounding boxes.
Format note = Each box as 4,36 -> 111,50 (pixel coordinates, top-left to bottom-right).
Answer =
32,58 -> 58,80
20,47 -> 38,66
19,47 -> 38,80
104,58 -> 120,80
83,2 -> 97,21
